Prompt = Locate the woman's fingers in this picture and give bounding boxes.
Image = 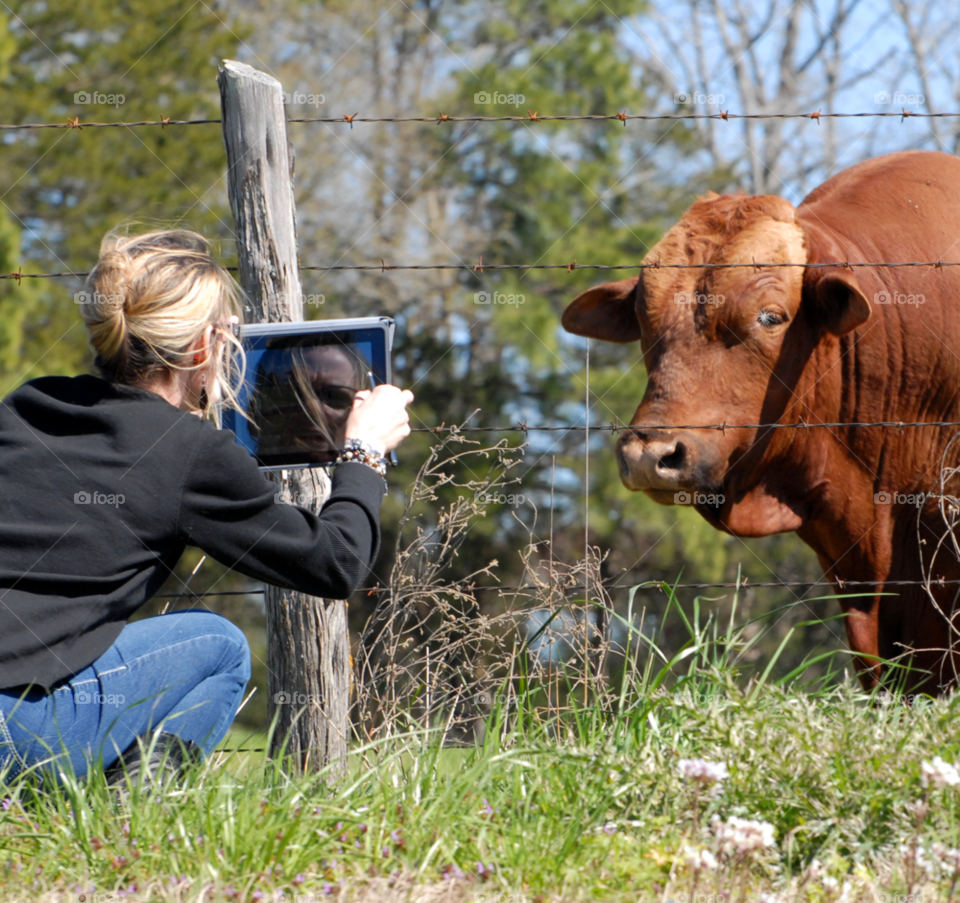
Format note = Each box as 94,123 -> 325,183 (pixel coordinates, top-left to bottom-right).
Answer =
343,384 -> 414,455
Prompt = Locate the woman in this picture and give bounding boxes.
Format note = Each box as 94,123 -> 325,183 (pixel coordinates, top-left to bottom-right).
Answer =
0,229 -> 412,782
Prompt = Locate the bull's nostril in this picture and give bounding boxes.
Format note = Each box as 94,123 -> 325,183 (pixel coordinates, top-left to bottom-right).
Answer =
658,442 -> 687,473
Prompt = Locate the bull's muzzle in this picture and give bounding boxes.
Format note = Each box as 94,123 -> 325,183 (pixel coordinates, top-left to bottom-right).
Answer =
616,428 -> 718,501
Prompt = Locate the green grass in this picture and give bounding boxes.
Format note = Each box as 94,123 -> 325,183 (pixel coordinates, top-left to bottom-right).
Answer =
3,586 -> 960,902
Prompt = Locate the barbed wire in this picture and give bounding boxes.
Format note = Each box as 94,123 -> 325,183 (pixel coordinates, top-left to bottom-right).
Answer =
0,407 -> 946,436
1,109 -> 958,130
0,118 -> 220,130
305,261 -> 960,271
160,577 -> 960,602
414,421 -> 960,433
4,260 -> 960,281
360,578 -> 960,593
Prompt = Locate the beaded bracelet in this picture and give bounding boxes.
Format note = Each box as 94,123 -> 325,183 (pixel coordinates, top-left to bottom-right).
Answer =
334,438 -> 388,478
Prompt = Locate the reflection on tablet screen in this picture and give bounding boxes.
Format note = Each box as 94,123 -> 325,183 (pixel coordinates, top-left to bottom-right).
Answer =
251,343 -> 369,465
222,320 -> 392,469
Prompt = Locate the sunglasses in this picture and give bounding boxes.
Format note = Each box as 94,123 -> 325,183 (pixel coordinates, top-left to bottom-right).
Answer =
260,384 -> 358,413
313,384 -> 359,410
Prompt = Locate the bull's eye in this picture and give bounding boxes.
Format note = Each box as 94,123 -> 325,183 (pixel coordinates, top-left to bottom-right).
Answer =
757,309 -> 785,328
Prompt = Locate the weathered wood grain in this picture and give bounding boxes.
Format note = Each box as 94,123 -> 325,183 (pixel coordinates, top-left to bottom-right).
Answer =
219,59 -> 349,775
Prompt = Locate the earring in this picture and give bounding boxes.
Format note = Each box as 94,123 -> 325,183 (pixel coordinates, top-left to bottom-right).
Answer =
199,371 -> 209,412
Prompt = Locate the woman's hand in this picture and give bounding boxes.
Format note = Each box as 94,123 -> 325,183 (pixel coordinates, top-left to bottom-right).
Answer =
344,385 -> 414,455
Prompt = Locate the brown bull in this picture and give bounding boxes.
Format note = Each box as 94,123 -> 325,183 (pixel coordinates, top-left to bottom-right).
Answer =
562,150 -> 960,694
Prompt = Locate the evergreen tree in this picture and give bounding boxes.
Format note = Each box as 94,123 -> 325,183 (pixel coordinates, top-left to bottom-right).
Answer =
0,0 -> 245,382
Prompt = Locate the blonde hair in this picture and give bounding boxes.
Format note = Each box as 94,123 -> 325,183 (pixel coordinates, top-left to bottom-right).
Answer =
289,343 -> 368,447
80,228 -> 246,423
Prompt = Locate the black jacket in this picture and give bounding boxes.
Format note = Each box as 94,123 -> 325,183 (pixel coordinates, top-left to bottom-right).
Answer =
0,375 -> 385,690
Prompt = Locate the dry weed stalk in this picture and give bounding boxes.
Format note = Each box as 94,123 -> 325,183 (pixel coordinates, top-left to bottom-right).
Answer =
919,432 -> 960,689
352,426 -> 619,744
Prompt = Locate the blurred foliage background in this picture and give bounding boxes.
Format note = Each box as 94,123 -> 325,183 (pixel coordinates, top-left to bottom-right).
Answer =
3,0 -> 951,731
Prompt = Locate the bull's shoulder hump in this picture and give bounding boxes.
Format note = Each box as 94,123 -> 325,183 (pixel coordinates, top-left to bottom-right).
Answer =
799,150 -> 960,210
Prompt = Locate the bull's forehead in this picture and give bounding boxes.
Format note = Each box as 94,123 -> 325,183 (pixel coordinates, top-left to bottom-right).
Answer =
709,220 -> 808,298
640,198 -> 807,331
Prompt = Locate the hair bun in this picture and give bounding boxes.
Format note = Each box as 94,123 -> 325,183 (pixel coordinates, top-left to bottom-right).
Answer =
79,227 -> 246,424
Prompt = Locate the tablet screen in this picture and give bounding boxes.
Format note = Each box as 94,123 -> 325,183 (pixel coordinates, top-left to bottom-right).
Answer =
223,322 -> 391,468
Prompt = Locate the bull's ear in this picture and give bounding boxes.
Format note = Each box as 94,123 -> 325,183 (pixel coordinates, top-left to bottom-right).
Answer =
561,276 -> 642,343
812,268 -> 872,336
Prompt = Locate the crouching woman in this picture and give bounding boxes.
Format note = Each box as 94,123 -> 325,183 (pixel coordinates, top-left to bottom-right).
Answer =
0,229 -> 412,782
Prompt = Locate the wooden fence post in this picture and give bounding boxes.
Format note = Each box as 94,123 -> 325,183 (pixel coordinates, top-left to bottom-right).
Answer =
218,59 -> 350,774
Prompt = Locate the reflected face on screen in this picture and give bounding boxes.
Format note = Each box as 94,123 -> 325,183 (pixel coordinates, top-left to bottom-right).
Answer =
251,344 -> 368,465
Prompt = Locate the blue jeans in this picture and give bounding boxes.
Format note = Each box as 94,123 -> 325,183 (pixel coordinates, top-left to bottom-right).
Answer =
0,610 -> 251,780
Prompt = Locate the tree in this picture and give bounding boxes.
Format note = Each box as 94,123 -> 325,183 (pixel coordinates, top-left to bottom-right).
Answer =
0,0 -> 246,384
632,0 -> 955,198
0,12 -> 37,384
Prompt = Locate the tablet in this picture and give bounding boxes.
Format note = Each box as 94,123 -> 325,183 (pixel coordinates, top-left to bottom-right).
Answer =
222,317 -> 395,469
